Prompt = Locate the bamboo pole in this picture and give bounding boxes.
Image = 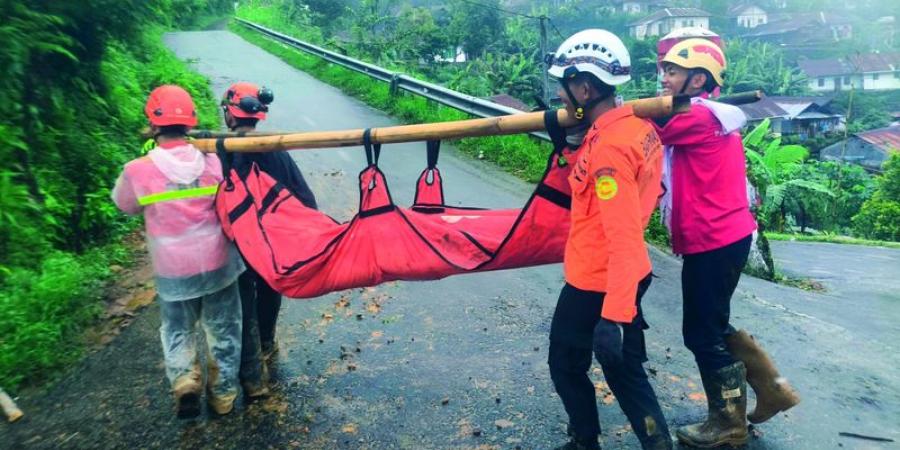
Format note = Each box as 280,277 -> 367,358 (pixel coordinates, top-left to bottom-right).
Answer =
190,95 -> 690,153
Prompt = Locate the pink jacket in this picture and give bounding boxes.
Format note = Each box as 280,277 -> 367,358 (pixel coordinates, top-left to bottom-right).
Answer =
112,140 -> 243,301
653,100 -> 757,255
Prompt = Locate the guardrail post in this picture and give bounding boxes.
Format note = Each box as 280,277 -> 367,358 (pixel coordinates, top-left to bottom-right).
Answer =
389,74 -> 401,97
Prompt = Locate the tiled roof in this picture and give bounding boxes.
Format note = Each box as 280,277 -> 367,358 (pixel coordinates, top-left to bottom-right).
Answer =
629,8 -> 711,26
857,126 -> 900,152
798,52 -> 900,77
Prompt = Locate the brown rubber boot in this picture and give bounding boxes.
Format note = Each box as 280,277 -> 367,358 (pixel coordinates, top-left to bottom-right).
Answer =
676,362 -> 749,448
172,371 -> 202,419
726,329 -> 800,423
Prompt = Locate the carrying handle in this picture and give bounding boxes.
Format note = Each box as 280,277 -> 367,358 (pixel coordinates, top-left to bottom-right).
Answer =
363,128 -> 382,166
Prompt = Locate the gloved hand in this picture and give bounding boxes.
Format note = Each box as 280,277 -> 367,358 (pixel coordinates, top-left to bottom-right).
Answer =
593,317 -> 625,367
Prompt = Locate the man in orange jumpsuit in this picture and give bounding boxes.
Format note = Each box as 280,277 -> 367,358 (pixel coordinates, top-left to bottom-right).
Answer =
546,30 -> 672,450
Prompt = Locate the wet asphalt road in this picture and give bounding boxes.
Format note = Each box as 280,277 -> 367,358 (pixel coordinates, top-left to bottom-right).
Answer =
769,241 -> 900,343
2,30 -> 899,450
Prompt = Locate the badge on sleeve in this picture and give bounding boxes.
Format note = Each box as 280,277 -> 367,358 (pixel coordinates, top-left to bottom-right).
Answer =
595,176 -> 618,200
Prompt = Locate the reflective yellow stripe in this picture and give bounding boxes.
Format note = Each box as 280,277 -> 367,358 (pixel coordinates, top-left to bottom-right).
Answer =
137,185 -> 219,206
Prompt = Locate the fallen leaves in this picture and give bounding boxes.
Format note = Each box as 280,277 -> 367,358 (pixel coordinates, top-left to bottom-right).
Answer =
341,423 -> 358,434
494,419 -> 514,430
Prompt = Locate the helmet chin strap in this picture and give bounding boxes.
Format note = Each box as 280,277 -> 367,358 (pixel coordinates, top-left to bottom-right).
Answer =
679,69 -> 698,95
561,78 -> 614,121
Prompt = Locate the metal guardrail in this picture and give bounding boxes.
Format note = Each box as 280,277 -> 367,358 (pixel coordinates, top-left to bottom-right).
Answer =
236,18 -> 552,141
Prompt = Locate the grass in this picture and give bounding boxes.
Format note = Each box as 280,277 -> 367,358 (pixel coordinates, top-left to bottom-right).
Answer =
0,243 -> 132,391
0,27 -> 221,394
765,232 -> 900,249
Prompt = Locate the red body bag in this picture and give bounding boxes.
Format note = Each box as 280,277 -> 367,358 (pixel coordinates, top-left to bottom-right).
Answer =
215,132 -> 575,299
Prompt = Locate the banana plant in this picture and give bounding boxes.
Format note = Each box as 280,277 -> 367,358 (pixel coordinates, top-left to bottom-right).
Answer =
744,118 -> 835,231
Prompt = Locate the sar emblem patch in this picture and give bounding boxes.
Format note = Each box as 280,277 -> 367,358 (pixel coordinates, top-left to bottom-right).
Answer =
595,176 -> 618,200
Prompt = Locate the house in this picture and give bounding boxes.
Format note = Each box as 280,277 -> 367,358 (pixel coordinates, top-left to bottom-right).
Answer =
820,125 -> 900,171
737,96 -> 790,134
612,0 -> 670,15
628,8 -> 711,40
742,12 -> 853,51
728,3 -> 767,28
737,96 -> 843,139
488,94 -> 531,112
798,52 -> 900,93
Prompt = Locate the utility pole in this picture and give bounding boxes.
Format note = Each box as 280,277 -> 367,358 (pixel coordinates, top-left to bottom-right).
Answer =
540,15 -> 551,107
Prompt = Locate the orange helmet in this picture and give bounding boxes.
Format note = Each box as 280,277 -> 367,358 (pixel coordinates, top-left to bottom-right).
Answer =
144,85 -> 198,127
221,82 -> 273,120
662,38 -> 726,86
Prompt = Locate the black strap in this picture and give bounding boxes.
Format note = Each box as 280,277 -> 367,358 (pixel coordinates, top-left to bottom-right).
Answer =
426,140 -> 440,169
228,194 -> 254,224
543,110 -> 568,154
216,137 -> 234,191
535,183 -> 571,210
363,128 -> 381,166
359,204 -> 396,218
259,182 -> 285,215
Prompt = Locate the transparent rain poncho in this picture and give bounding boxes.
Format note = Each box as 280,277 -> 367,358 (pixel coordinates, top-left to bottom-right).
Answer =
112,142 -> 245,399
112,142 -> 245,301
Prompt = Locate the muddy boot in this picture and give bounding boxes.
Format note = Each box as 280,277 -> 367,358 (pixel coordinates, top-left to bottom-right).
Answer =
241,362 -> 270,399
172,373 -> 202,419
261,339 -> 279,361
726,329 -> 800,423
640,433 -> 674,450
676,362 -> 748,448
206,358 -> 237,415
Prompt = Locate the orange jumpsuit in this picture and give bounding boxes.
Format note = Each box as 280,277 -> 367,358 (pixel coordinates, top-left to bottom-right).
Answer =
564,105 -> 663,323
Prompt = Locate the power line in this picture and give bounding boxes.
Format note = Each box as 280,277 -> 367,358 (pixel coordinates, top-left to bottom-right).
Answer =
546,17 -> 565,39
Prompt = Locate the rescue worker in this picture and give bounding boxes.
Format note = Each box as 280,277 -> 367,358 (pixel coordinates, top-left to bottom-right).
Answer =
112,85 -> 244,417
220,82 -> 318,396
546,29 -> 672,450
654,39 -> 800,448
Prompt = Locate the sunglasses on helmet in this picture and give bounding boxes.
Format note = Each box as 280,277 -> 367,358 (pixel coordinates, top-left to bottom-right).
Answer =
223,87 -> 275,114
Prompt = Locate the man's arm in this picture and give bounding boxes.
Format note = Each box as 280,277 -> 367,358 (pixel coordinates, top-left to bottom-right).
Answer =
111,171 -> 142,216
652,105 -> 718,147
594,143 -> 652,323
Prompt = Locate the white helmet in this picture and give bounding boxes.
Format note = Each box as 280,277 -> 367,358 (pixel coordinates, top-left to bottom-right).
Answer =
547,29 -> 631,86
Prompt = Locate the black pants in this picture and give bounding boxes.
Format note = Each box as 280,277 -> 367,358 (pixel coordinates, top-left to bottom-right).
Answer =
681,234 -> 752,372
254,273 -> 282,346
238,270 -> 264,384
548,275 -> 670,449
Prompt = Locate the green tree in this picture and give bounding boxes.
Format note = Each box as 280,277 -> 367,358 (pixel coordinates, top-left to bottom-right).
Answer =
853,152 -> 900,241
743,119 -> 835,231
447,0 -> 504,59
392,6 -> 448,64
724,39 -> 807,96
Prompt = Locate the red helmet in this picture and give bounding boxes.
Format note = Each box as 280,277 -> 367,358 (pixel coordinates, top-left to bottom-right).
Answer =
144,85 -> 198,127
222,82 -> 273,120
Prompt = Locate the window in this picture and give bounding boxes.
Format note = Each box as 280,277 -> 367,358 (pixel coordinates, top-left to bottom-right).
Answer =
843,76 -> 850,85
873,73 -> 880,80
895,71 -> 900,79
818,78 -> 825,87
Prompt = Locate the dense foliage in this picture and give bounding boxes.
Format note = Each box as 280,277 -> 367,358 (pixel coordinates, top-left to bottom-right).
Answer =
0,0 -> 228,392
853,153 -> 900,241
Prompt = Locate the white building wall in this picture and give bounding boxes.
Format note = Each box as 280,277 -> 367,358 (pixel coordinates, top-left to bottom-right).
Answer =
863,71 -> 900,90
737,7 -> 768,28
